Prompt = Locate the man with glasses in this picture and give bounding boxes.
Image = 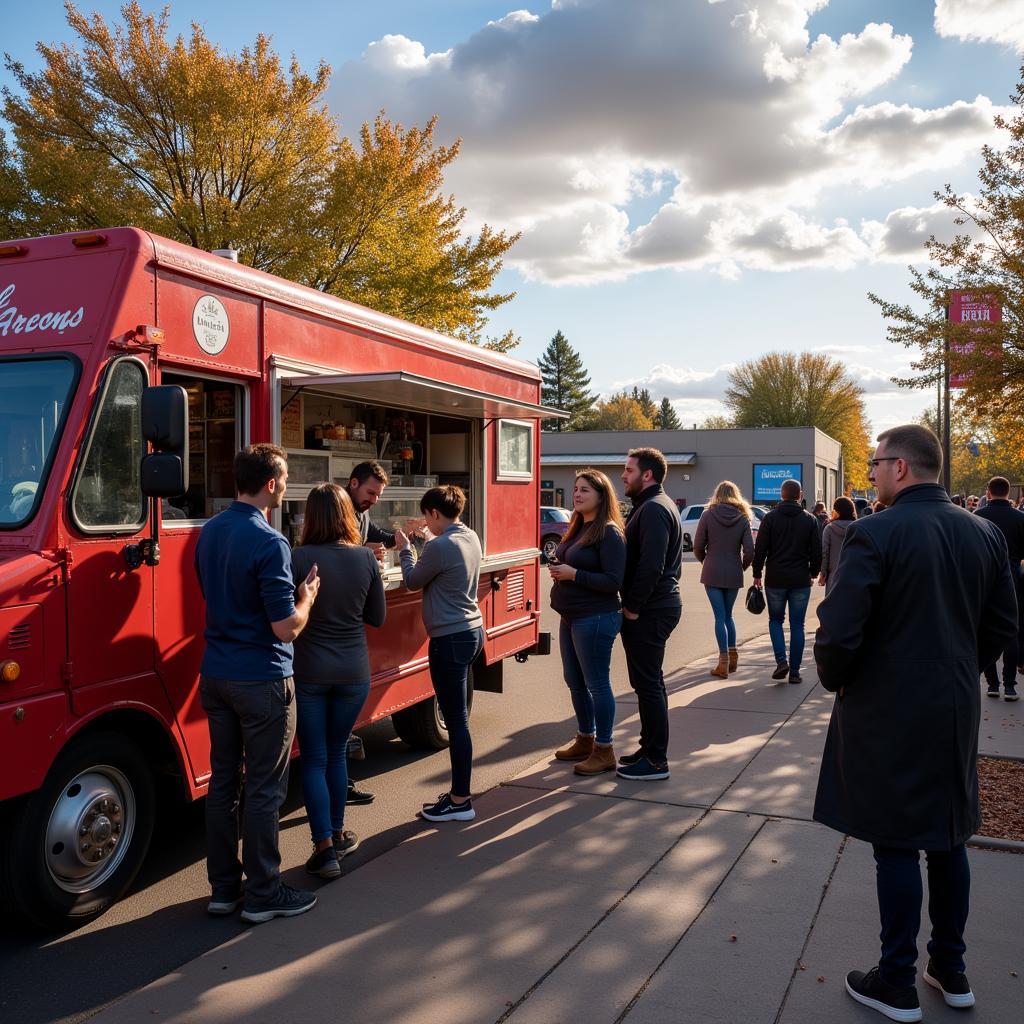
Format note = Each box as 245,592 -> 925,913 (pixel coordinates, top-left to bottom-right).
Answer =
813,425 -> 1018,1021
751,479 -> 821,684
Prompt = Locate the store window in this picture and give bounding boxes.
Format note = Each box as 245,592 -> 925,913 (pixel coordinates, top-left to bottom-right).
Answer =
72,358 -> 147,532
497,419 -> 533,480
162,374 -> 245,521
816,464 -> 827,504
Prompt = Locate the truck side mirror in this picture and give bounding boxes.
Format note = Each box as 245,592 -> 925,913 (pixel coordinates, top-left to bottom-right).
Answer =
140,385 -> 189,498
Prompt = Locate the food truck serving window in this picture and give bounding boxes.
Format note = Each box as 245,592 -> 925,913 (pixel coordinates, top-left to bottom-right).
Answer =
497,419 -> 533,480
71,358 -> 147,532
0,353 -> 80,528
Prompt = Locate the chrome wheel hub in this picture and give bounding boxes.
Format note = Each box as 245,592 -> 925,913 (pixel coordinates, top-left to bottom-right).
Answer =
45,767 -> 135,893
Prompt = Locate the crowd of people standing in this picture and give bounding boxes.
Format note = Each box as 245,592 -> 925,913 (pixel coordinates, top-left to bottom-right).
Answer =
190,427 -> 1022,1023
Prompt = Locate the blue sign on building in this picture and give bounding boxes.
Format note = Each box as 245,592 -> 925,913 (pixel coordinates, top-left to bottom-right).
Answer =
752,463 -> 802,503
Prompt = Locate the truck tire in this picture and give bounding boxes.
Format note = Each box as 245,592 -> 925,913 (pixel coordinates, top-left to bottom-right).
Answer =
0,732 -> 155,931
392,672 -> 475,750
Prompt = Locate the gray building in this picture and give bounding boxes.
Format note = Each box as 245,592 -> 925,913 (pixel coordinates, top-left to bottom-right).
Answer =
540,427 -> 843,510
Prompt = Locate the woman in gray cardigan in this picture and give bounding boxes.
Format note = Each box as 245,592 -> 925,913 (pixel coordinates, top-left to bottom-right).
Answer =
693,481 -> 754,678
817,496 -> 857,594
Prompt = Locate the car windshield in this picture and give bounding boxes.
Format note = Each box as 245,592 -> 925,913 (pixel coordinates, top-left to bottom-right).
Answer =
0,356 -> 78,527
546,507 -> 572,522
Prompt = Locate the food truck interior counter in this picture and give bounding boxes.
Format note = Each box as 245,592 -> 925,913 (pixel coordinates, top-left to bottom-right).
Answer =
279,386 -> 476,584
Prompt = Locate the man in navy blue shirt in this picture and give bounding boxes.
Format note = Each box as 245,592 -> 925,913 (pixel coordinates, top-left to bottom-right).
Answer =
195,443 -> 320,923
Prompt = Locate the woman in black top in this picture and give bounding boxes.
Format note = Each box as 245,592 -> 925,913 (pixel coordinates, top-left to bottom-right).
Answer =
549,470 -> 626,775
291,484 -> 385,879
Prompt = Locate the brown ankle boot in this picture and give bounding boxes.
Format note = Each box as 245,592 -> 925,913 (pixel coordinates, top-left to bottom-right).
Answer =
728,647 -> 738,672
574,743 -> 616,775
555,733 -> 595,761
710,653 -> 729,678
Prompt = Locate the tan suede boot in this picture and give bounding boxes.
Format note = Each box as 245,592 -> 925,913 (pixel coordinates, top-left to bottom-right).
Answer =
574,743 -> 616,775
555,733 -> 595,761
728,647 -> 739,672
710,653 -> 729,678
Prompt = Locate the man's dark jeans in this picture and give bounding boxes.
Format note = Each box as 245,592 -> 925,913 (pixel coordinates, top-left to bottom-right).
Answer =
200,676 -> 296,903
984,572 -> 1023,686
620,606 -> 682,766
428,626 -> 485,796
872,843 -> 970,988
766,586 -> 811,670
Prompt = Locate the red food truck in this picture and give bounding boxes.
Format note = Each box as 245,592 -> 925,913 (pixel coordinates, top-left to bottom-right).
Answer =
0,227 -> 559,928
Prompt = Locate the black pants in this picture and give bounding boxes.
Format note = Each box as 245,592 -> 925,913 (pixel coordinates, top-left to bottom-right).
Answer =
620,606 -> 681,766
428,627 -> 485,796
200,676 -> 296,903
985,573 -> 1023,686
872,843 -> 970,988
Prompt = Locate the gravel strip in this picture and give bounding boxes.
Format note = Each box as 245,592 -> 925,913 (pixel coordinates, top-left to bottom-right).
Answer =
978,755 -> 1024,843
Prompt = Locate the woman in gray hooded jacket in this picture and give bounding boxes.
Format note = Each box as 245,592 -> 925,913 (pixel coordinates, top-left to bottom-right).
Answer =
693,481 -> 755,678
817,496 -> 857,594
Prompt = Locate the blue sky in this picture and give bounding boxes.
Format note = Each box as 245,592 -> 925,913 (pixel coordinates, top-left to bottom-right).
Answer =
3,1 -> 1022,432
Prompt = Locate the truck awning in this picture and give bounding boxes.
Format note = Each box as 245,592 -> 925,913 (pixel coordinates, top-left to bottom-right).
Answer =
540,452 -> 697,466
280,370 -> 568,420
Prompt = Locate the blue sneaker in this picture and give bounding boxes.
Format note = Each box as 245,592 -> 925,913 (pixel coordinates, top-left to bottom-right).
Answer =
419,792 -> 475,822
616,756 -> 670,781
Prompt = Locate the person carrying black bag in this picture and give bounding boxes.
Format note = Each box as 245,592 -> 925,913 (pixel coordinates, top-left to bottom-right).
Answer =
616,448 -> 683,782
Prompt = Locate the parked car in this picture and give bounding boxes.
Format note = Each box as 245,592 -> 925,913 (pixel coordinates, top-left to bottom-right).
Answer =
540,506 -> 572,561
680,503 -> 768,552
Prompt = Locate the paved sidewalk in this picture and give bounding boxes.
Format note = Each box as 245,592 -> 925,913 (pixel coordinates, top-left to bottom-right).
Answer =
91,636 -> 1022,1024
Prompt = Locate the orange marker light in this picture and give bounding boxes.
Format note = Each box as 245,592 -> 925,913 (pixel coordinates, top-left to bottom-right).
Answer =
0,660 -> 20,683
71,233 -> 107,248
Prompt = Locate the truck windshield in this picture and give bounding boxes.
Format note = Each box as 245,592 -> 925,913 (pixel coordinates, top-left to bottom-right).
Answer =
0,356 -> 78,527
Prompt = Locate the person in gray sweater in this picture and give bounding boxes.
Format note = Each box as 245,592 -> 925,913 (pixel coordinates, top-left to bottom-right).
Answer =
693,481 -> 754,678
817,496 -> 857,594
291,484 -> 386,880
395,485 -> 483,823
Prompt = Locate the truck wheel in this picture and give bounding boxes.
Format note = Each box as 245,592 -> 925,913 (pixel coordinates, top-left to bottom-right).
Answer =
0,732 -> 155,931
392,673 -> 475,750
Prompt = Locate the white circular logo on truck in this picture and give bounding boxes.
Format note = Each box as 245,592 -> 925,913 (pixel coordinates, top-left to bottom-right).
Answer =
192,295 -> 230,355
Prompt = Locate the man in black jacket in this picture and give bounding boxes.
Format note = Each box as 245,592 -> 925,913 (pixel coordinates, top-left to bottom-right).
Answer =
813,425 -> 1017,1021
751,479 -> 822,684
975,475 -> 1024,700
616,448 -> 683,781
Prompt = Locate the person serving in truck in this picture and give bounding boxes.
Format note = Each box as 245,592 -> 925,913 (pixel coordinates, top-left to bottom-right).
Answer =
346,460 -> 425,561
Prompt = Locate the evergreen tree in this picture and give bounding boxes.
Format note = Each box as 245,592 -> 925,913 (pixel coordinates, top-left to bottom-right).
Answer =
656,396 -> 682,430
631,386 -> 659,424
537,330 -> 595,430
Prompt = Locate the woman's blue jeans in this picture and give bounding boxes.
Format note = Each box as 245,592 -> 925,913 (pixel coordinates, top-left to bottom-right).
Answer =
704,586 -> 739,653
559,611 -> 622,745
296,681 -> 369,843
428,627 -> 485,796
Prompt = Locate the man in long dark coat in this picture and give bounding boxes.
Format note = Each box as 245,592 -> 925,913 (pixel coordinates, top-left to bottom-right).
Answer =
812,425 -> 1018,1022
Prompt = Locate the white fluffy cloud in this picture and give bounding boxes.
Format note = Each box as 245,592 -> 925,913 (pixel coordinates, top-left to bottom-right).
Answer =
935,0 -> 1024,53
330,0 -> 1011,283
862,196 -> 981,260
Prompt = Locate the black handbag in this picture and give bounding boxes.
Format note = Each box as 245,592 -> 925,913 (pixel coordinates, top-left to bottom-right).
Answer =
745,584 -> 765,615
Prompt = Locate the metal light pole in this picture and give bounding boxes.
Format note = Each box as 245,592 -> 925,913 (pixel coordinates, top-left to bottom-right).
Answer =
943,304 -> 952,494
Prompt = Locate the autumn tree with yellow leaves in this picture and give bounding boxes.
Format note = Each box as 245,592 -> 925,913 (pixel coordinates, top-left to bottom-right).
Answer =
723,351 -> 873,489
0,2 -> 519,349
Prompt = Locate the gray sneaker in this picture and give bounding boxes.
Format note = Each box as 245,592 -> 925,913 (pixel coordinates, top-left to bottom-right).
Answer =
241,883 -> 317,924
207,887 -> 243,916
